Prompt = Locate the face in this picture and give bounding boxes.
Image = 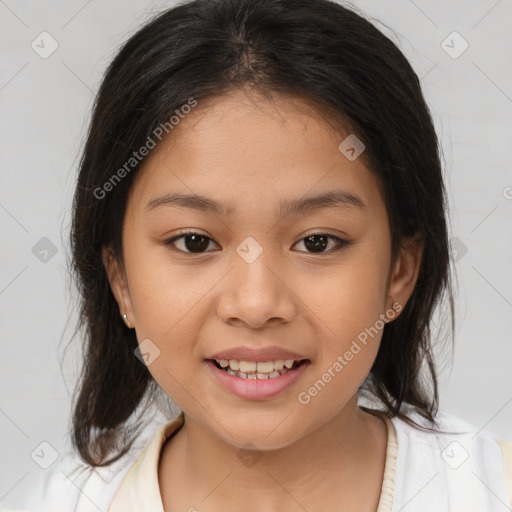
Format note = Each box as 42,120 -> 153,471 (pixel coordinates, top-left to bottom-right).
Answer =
103,88 -> 422,450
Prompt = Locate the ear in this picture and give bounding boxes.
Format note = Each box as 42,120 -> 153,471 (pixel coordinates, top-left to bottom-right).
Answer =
102,246 -> 135,328
385,234 -> 424,320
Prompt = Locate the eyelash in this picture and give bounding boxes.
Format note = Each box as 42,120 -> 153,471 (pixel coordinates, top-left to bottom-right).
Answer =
163,230 -> 352,255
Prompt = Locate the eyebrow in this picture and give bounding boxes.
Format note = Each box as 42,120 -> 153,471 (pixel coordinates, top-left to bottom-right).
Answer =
145,189 -> 366,217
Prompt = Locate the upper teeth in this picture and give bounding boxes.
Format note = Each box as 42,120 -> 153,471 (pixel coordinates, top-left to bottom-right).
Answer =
217,359 -> 297,373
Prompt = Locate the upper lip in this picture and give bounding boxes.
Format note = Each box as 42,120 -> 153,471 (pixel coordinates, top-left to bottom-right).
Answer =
207,346 -> 309,362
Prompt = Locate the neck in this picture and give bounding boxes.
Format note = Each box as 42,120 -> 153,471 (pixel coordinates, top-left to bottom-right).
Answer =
159,396 -> 388,512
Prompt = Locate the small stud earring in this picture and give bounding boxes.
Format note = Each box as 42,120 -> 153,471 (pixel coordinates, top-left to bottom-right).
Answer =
122,313 -> 131,328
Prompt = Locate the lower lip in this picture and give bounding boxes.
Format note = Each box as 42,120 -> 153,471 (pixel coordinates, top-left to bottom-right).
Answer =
205,360 -> 310,400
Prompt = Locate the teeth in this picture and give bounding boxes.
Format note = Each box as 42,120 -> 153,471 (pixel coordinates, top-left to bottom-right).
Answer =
256,361 -> 274,373
215,358 -> 306,380
224,358 -> 301,374
273,360 -> 285,370
236,360 -> 294,373
238,360 -> 256,372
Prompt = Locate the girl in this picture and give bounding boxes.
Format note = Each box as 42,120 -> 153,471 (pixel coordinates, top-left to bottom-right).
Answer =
18,0 -> 512,510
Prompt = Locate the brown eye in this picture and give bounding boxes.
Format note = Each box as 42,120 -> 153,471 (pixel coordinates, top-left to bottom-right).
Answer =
165,232 -> 218,253
294,234 -> 351,254
164,231 -> 351,255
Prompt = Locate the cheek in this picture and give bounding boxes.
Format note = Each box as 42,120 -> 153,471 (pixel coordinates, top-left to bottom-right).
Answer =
122,240 -> 209,392
297,265 -> 385,417
300,249 -> 388,339
124,236 -> 212,333
295,247 -> 388,398
128,276 -> 209,411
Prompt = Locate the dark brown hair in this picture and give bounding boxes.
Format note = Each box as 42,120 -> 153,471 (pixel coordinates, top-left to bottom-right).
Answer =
66,0 -> 455,467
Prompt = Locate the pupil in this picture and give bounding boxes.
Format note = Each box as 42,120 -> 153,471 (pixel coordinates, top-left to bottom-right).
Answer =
185,234 -> 209,252
305,234 -> 328,252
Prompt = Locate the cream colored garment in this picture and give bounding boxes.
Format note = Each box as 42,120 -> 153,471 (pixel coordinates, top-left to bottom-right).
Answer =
497,439 -> 512,506
108,412 -> 397,511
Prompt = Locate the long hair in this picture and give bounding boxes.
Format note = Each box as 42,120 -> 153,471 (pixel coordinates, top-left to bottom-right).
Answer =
67,0 -> 455,467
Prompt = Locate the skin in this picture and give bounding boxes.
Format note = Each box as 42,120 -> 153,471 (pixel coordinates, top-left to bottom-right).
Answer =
103,88 -> 423,511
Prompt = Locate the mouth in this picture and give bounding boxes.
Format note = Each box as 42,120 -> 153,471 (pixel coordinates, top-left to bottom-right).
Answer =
207,358 -> 309,380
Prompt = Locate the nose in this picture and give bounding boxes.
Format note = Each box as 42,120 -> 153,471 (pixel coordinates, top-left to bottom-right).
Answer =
216,246 -> 297,329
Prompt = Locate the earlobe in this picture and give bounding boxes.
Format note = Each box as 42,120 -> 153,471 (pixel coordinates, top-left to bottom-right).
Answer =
385,235 -> 424,318
101,246 -> 135,328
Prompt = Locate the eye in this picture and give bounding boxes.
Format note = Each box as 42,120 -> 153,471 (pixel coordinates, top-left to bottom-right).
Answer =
293,233 -> 352,254
164,231 -> 219,254
164,231 -> 352,255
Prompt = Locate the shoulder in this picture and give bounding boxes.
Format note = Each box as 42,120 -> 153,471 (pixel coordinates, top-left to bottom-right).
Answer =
390,406 -> 511,469
14,449 -> 137,512
390,406 -> 511,457
14,421 -> 168,512
389,407 -> 512,511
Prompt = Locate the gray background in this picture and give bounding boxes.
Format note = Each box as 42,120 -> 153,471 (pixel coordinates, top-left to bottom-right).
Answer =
1,0 -> 511,507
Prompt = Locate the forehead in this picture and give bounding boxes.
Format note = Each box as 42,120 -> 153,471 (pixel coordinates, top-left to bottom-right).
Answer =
127,89 -> 384,217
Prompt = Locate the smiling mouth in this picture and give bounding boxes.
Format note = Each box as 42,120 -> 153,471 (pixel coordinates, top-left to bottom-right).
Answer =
208,358 -> 309,380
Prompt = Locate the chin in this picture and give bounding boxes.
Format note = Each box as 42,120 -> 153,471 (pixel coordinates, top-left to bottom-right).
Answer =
207,410 -> 307,451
